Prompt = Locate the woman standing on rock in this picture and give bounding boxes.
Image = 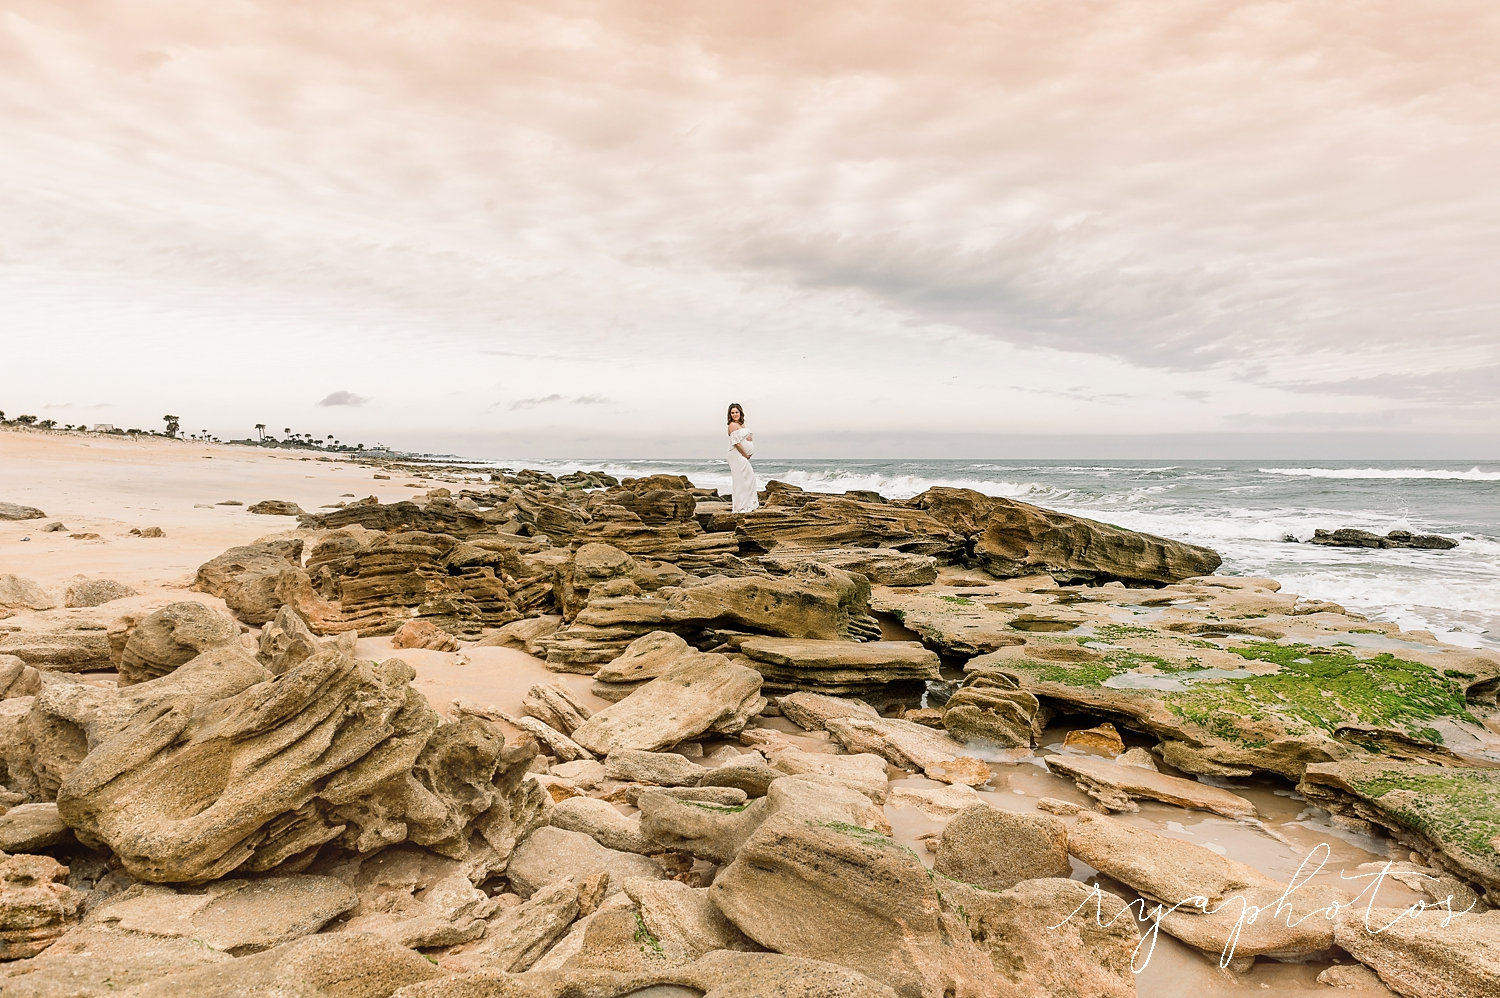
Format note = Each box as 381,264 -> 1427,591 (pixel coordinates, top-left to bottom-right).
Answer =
726,402 -> 759,513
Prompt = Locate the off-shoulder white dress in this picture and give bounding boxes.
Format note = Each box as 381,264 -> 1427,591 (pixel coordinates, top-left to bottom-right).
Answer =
728,427 -> 759,513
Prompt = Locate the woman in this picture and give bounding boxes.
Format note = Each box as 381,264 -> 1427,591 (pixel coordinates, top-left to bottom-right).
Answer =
726,402 -> 759,513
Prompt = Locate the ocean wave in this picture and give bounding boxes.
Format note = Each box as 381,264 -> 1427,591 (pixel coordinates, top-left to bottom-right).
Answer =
1259,466 -> 1500,482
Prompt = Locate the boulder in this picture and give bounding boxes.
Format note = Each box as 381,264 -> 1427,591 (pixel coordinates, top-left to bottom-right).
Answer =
1062,721 -> 1126,757
933,805 -> 1071,890
697,751 -> 780,798
505,826 -> 665,898
340,868 -> 497,950
941,877 -> 1140,998
441,879 -> 580,973
549,796 -> 653,854
1066,810 -> 1342,963
825,715 -> 978,781
391,618 -> 460,652
54,642 -> 539,883
521,683 -> 593,736
0,803 -> 70,852
62,578 -> 136,608
592,630 -> 694,684
604,748 -> 706,787
734,494 -> 964,559
114,601 -> 241,685
759,548 -> 939,587
0,655 -> 41,699
0,577 -> 58,614
0,853 -> 83,960
193,538 -> 315,626
248,499 -> 305,516
663,564 -> 878,641
710,813 -> 999,997
737,637 -> 939,695
767,747 -> 889,802
621,877 -> 756,959
941,675 -> 1041,749
571,653 -> 764,755
777,690 -> 881,730
0,504 -> 45,521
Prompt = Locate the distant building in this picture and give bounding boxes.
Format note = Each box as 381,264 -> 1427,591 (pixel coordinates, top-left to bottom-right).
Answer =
91,423 -> 116,433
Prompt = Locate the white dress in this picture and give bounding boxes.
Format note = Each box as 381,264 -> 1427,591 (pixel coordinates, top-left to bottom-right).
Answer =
727,427 -> 759,513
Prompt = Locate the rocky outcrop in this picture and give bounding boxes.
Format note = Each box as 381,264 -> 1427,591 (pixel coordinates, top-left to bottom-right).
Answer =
733,491 -> 965,559
1299,759 -> 1500,894
1309,528 -> 1459,550
974,498 -> 1221,585
571,653 -> 764,755
53,642 -> 540,883
0,504 -> 45,521
933,805 -> 1070,890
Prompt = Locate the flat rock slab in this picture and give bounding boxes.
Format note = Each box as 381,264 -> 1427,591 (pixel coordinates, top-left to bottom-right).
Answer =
571,652 -> 764,755
1045,754 -> 1257,819
739,638 -> 939,677
83,876 -> 358,955
825,715 -> 974,779
0,503 -> 46,520
0,802 -> 70,852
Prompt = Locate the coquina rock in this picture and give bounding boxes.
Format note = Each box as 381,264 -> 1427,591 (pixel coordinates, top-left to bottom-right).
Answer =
192,538 -> 317,626
113,601 -> 242,685
0,853 -> 84,960
571,652 -> 764,756
758,548 -> 939,587
735,637 -> 940,695
710,813 -> 1000,997
54,641 -> 540,883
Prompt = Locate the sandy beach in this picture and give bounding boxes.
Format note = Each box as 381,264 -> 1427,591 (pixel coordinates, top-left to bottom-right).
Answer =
3,427 -> 1495,997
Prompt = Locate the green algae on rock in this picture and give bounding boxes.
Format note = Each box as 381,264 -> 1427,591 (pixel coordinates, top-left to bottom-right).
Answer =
1299,759 -> 1500,894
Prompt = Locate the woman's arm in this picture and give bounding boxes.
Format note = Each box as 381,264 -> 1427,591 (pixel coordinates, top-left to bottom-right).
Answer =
734,431 -> 753,458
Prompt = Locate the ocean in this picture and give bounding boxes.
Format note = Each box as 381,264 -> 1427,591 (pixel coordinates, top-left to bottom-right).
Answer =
475,457 -> 1500,651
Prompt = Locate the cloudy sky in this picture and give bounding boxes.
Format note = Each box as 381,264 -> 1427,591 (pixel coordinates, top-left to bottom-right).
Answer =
2,0 -> 1498,458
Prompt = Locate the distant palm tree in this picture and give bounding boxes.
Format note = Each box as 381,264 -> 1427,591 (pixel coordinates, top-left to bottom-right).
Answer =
162,414 -> 180,437
255,423 -> 266,441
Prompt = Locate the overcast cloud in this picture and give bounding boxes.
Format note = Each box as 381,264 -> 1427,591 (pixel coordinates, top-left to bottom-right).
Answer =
1,0 -> 1497,458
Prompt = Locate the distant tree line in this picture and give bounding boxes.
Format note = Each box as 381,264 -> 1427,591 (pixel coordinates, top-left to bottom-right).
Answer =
0,409 -> 382,454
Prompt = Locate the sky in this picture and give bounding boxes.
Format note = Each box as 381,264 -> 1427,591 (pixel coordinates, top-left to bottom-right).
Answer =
2,0 -> 1498,459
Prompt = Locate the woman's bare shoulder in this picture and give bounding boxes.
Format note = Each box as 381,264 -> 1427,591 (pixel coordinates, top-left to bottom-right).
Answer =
727,421 -> 744,432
